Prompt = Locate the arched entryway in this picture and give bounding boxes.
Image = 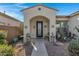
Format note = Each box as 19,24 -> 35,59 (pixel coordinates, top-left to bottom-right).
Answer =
30,16 -> 49,38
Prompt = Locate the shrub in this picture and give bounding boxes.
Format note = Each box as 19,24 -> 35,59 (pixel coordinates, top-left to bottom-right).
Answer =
0,44 -> 14,56
68,38 -> 79,56
0,34 -> 5,44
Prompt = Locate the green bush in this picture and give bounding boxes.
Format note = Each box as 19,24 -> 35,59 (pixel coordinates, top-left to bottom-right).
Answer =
0,44 -> 14,56
0,34 -> 5,44
68,38 -> 79,56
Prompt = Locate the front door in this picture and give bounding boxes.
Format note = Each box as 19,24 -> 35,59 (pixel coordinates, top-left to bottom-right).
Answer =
36,21 -> 43,37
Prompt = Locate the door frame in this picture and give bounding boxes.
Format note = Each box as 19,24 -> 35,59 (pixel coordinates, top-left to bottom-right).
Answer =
36,21 -> 43,37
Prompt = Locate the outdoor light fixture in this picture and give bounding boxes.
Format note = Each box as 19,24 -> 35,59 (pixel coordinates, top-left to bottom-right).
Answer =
44,25 -> 47,28
33,26 -> 35,28
25,26 -> 28,28
8,23 -> 10,25
52,25 -> 54,28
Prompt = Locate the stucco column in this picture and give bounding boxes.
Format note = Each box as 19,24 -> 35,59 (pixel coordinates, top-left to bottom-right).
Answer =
49,18 -> 56,42
24,19 -> 30,43
49,20 -> 53,42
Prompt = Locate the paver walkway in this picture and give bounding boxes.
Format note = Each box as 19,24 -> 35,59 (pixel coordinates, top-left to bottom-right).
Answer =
31,39 -> 48,56
45,40 -> 69,56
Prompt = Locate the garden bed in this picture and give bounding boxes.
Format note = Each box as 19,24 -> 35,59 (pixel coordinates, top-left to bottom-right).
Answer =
13,41 -> 33,56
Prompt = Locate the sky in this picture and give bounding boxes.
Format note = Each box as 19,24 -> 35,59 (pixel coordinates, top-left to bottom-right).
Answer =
0,3 -> 79,22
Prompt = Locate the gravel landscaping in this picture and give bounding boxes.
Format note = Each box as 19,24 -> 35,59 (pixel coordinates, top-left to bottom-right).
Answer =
13,41 -> 33,56
13,41 -> 25,56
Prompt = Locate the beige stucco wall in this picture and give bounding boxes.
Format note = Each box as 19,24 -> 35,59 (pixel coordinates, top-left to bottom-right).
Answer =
56,16 -> 69,21
22,5 -> 79,43
68,15 -> 79,36
23,5 -> 57,42
0,15 -> 21,27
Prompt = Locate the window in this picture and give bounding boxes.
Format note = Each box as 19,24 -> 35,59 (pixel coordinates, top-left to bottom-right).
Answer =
38,8 -> 41,11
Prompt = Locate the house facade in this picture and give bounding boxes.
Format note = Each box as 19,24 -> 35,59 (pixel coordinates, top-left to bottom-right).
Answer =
0,12 -> 23,42
22,4 -> 79,42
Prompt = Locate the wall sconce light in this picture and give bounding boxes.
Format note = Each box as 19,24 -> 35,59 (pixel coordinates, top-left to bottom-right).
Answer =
8,23 -> 10,25
52,25 -> 54,28
33,26 -> 35,28
25,26 -> 28,28
44,25 -> 47,28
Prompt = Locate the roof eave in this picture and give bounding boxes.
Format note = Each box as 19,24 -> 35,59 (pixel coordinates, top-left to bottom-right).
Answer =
0,12 -> 22,23
21,4 -> 59,12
